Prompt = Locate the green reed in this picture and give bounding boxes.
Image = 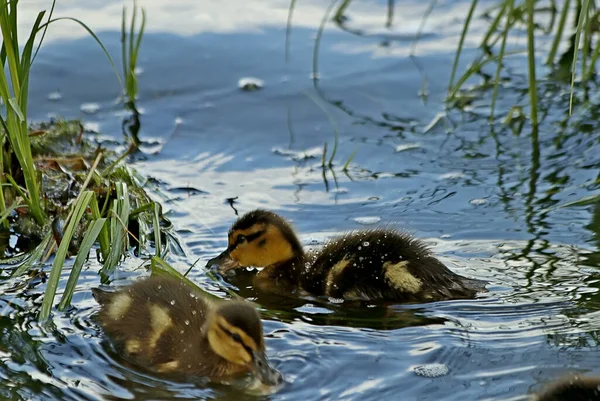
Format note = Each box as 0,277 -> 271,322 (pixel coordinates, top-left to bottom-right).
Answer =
295,0 -> 596,126
0,0 -> 51,225
0,0 -> 161,321
121,0 -> 145,113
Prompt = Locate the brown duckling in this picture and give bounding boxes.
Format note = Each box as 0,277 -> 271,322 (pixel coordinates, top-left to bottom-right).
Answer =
206,209 -> 486,302
92,275 -> 282,386
534,375 -> 600,400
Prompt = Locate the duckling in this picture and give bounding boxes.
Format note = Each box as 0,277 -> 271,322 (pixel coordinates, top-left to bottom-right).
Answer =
534,375 -> 600,400
206,209 -> 486,302
92,275 -> 282,386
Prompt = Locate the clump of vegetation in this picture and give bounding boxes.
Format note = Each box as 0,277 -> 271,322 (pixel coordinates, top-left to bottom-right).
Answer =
0,0 -> 186,322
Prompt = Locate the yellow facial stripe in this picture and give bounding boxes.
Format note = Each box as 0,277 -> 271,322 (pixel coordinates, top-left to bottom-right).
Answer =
383,261 -> 422,294
148,304 -> 172,349
229,224 -> 294,268
207,320 -> 252,366
216,315 -> 260,351
106,293 -> 132,320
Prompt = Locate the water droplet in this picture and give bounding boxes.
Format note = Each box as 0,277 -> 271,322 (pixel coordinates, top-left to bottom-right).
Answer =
170,300 -> 176,305
191,310 -> 197,315
358,246 -> 362,250
184,320 -> 190,325
157,285 -> 162,290
180,330 -> 184,334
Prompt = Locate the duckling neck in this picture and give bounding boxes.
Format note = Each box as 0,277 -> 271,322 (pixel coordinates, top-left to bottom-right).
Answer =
255,253 -> 306,290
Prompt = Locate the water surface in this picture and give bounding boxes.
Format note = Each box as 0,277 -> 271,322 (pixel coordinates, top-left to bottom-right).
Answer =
3,0 -> 600,400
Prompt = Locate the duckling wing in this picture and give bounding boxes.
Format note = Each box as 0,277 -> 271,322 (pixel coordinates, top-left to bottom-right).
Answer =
303,230 -> 484,302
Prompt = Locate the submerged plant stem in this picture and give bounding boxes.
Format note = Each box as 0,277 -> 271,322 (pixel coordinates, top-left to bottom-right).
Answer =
526,0 -> 538,127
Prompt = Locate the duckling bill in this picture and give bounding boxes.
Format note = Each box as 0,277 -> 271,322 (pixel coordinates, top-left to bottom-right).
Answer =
207,209 -> 486,302
92,275 -> 282,386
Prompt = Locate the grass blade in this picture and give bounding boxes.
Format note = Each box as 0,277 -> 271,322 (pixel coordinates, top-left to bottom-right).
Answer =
39,191 -> 94,321
285,0 -> 297,63
57,217 -> 107,311
45,17 -> 124,91
490,0 -> 513,122
150,255 -> 219,301
153,202 -> 162,257
448,0 -> 478,94
100,182 -> 131,281
546,0 -> 570,65
11,232 -> 52,277
526,0 -> 538,127
313,0 -> 339,82
569,0 -> 591,115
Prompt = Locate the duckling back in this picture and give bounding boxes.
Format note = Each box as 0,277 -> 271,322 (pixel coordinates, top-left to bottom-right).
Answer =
302,229 -> 485,302
93,276 -> 228,378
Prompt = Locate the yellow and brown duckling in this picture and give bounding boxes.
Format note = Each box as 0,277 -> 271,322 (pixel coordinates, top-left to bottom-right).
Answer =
206,209 -> 486,302
534,375 -> 600,400
92,275 -> 282,386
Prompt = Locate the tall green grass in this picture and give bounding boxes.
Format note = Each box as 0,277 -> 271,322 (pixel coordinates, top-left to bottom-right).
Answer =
121,0 -> 145,113
448,0 -> 595,124
0,0 -> 158,321
295,0 -> 594,126
0,0 -> 50,225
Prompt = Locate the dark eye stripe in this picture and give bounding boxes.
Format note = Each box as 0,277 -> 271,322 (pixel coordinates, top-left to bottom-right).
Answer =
244,230 -> 265,243
230,230 -> 265,250
219,324 -> 254,353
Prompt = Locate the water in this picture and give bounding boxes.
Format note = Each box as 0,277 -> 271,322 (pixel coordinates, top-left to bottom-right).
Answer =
2,0 -> 600,399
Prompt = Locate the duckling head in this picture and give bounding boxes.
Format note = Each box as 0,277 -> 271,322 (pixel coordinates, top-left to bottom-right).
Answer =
206,209 -> 303,273
207,301 -> 282,385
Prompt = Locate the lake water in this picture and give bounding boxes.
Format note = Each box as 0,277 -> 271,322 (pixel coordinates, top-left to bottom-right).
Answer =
2,0 -> 600,400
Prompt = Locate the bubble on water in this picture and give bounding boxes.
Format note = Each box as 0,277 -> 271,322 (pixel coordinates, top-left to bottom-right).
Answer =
157,285 -> 162,290
413,363 -> 449,377
47,91 -> 62,101
170,300 -> 176,305
180,330 -> 184,334
184,320 -> 190,325
439,172 -> 466,180
80,102 -> 101,114
191,310 -> 197,315
353,216 -> 381,225
363,241 -> 370,247
358,246 -> 362,251
470,198 -> 488,206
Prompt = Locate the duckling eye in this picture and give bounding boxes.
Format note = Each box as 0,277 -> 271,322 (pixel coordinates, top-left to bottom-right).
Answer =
236,235 -> 247,244
231,332 -> 242,343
